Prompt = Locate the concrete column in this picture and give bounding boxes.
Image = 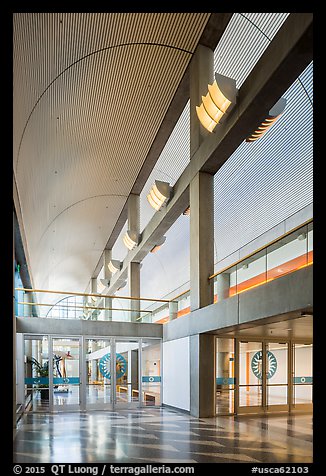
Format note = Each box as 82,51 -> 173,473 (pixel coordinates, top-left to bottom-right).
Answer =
25,339 -> 32,378
13,217 -> 17,427
215,273 -> 230,301
190,171 -> 214,311
32,339 -> 38,365
16,334 -> 25,405
128,349 -> 139,401
190,44 -> 214,158
127,194 -> 140,322
128,193 -> 140,233
91,278 -> 97,320
103,250 -> 113,321
190,334 -> 215,417
90,341 -> 97,383
169,301 -> 178,321
13,304 -> 17,427
37,340 -> 42,365
216,352 -> 230,390
129,262 -> 140,322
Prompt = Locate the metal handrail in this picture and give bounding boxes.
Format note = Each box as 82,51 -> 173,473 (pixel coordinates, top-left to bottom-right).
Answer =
168,218 -> 313,303
17,301 -> 152,313
208,218 -> 312,281
15,287 -> 174,303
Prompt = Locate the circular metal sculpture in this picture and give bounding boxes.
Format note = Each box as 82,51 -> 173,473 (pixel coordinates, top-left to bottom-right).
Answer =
99,353 -> 127,379
251,350 -> 277,380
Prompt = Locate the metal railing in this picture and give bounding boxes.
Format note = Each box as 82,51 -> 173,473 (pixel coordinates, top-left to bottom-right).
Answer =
15,220 -> 313,325
14,288 -> 176,324
167,219 -> 313,320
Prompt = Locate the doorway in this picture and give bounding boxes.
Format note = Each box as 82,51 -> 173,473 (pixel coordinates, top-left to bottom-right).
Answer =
215,337 -> 313,415
21,334 -> 161,413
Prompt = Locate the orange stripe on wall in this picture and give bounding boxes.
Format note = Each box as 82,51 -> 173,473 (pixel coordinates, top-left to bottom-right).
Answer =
158,251 -> 313,324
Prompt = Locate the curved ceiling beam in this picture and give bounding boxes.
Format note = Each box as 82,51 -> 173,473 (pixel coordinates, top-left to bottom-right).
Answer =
15,42 -> 193,173
37,193 -> 127,246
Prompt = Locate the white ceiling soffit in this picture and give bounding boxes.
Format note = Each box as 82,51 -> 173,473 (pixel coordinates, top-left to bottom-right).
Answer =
214,13 -> 290,87
13,13 -> 210,297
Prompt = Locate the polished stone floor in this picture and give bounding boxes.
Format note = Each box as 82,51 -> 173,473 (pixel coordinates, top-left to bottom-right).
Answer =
13,408 -> 312,464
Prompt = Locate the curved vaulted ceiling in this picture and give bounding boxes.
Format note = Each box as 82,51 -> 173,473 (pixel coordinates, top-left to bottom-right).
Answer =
13,13 -> 211,295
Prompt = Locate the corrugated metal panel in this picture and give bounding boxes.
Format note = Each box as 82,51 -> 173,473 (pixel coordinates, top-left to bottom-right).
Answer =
214,13 -> 289,87
139,14 -> 312,300
213,61 -> 313,264
138,13 -> 290,235
139,101 -> 190,231
140,214 -> 190,299
13,13 -> 210,294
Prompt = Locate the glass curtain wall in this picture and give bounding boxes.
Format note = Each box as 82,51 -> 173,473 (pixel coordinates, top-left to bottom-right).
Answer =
23,336 -> 162,412
293,343 -> 313,408
85,338 -> 112,409
113,340 -> 140,406
24,336 -> 49,412
141,339 -> 162,406
216,338 -> 235,414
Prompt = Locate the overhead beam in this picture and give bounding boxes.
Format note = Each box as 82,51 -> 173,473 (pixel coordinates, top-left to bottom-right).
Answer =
13,178 -> 35,290
91,13 -> 232,278
106,13 -> 313,295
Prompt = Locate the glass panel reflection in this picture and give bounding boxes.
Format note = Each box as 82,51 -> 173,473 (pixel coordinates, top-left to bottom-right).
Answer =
86,339 -> 112,407
267,226 -> 308,281
52,338 -> 80,407
115,340 -> 139,404
142,339 -> 161,406
294,343 -> 313,406
216,338 -> 234,414
239,341 -> 263,408
266,342 -> 288,407
24,336 -> 49,412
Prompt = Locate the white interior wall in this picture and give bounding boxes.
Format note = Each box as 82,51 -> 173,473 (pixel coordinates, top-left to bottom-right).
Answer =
163,336 -> 190,411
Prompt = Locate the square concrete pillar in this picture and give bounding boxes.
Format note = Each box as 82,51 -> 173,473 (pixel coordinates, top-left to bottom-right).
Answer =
190,334 -> 215,417
128,193 -> 140,233
215,272 -> 230,301
90,278 -> 98,320
190,171 -> 214,311
127,194 -> 141,322
103,249 -> 113,321
169,301 -> 178,321
129,262 -> 140,322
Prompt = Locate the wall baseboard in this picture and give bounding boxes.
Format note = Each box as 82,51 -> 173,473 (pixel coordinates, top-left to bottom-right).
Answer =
162,403 -> 190,414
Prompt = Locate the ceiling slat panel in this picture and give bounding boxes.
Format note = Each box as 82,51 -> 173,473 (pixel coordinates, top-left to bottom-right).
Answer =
13,13 -> 210,292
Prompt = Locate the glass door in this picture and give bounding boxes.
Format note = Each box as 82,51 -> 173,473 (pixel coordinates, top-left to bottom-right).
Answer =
238,341 -> 264,414
216,338 -> 235,415
113,339 -> 140,408
50,337 -> 81,411
141,339 -> 162,406
292,342 -> 313,411
85,338 -> 113,410
24,335 -> 50,412
266,342 -> 289,411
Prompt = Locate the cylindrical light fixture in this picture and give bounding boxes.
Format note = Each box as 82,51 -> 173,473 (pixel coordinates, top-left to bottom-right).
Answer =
196,72 -> 237,133
147,181 -> 171,211
246,97 -> 287,142
108,260 -> 122,274
123,230 -> 139,250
